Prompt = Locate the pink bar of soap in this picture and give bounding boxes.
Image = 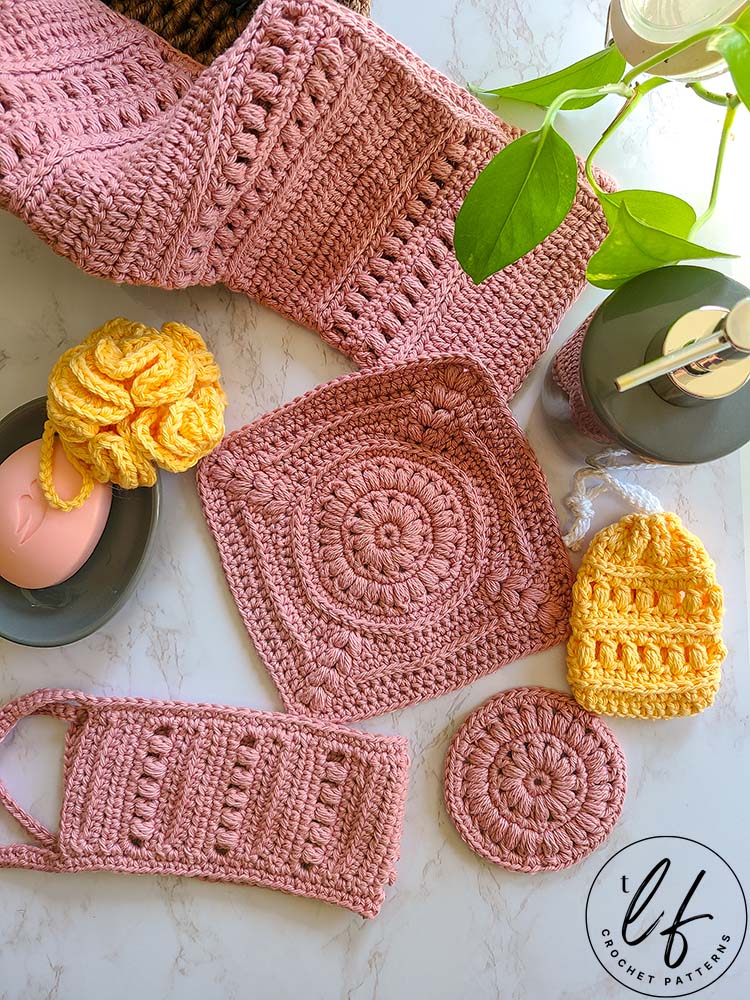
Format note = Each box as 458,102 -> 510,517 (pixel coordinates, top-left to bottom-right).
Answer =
0,439 -> 112,589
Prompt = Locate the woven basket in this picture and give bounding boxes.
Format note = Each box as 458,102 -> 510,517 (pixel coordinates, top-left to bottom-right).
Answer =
103,0 -> 372,64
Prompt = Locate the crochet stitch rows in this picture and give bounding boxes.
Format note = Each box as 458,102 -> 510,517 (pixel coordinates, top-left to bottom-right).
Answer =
198,354 -> 574,723
444,687 -> 627,872
0,688 -> 410,918
103,0 -> 371,64
0,0 -> 610,399
567,513 -> 726,719
550,315 -> 614,445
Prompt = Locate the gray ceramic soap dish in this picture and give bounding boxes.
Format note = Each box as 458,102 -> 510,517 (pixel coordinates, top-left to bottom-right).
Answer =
0,397 -> 160,647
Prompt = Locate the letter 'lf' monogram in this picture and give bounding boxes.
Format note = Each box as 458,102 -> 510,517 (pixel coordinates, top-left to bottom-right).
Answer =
622,858 -> 714,968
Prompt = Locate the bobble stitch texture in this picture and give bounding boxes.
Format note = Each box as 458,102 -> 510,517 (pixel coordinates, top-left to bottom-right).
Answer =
444,687 -> 627,872
567,512 -> 726,719
198,355 -> 574,722
0,689 -> 410,919
0,0 -> 611,400
102,0 -> 371,65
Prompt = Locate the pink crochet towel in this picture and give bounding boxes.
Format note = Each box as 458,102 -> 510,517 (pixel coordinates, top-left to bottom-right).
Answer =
0,0 -> 609,396
0,688 -> 410,918
198,354 -> 574,722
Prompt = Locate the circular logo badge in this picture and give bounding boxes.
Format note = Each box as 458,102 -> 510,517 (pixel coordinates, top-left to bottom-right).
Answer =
586,837 -> 747,997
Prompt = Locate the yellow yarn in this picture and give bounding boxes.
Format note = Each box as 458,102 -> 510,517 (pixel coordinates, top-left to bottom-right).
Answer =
567,512 -> 726,720
40,318 -> 226,511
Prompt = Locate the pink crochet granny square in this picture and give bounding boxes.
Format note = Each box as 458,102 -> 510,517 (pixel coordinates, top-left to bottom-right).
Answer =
198,356 -> 573,721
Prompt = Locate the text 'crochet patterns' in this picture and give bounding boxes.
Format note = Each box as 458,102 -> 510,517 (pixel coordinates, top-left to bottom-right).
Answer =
0,0 -> 610,398
0,689 -> 410,918
198,355 -> 574,723
444,687 -> 627,872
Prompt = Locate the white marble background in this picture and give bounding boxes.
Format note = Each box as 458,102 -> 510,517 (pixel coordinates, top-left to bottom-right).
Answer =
1,1 -> 749,997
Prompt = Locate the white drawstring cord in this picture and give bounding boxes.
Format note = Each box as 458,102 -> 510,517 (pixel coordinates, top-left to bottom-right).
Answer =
562,448 -> 663,550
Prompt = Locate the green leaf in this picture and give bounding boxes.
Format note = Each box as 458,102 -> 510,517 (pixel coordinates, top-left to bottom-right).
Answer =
473,44 -> 625,110
707,14 -> 750,110
587,202 -> 735,289
455,127 -> 578,283
597,189 -> 696,237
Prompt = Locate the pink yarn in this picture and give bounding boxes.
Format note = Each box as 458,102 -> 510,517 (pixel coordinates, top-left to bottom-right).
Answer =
0,688 -> 410,918
550,315 -> 616,444
444,687 -> 627,872
0,0 -> 610,397
198,355 -> 574,722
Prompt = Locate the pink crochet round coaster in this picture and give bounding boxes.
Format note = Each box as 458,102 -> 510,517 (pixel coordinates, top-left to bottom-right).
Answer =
199,355 -> 574,723
444,687 -> 626,872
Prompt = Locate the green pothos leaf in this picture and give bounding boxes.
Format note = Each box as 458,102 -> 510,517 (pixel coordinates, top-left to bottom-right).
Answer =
454,127 -> 578,283
707,11 -> 750,111
472,44 -> 625,110
587,201 -> 735,289
597,189 -> 696,237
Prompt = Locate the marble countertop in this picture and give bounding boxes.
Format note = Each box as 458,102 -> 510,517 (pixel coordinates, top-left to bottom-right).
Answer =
1,1 -> 749,997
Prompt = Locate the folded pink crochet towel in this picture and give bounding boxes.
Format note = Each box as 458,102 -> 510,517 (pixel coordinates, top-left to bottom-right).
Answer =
0,688 -> 410,918
198,355 -> 574,722
0,0 -> 609,397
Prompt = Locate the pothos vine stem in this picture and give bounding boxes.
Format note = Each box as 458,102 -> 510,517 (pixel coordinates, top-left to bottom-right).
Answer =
561,23 -> 737,196
539,82 -> 633,128
462,18 -> 742,285
689,82 -> 738,106
583,77 -> 670,192
621,27 -> 719,84
691,99 -> 740,237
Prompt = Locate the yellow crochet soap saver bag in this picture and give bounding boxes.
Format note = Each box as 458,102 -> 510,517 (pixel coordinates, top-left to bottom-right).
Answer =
563,456 -> 726,720
567,511 -> 726,719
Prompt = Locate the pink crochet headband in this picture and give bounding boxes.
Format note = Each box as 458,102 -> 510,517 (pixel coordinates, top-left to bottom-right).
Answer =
0,688 -> 410,918
198,354 -> 574,722
0,0 -> 609,397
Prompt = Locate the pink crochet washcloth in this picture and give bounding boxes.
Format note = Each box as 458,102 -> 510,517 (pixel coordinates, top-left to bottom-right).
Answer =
444,687 -> 627,872
198,355 -> 574,722
0,688 -> 410,918
0,0 -> 610,397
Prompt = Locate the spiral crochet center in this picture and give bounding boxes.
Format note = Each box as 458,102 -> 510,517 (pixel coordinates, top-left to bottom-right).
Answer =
444,687 -> 627,872
310,453 -> 468,615
40,318 -> 226,510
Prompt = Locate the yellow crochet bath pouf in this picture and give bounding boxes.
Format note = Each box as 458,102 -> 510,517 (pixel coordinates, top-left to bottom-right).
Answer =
567,512 -> 726,719
40,318 -> 226,511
